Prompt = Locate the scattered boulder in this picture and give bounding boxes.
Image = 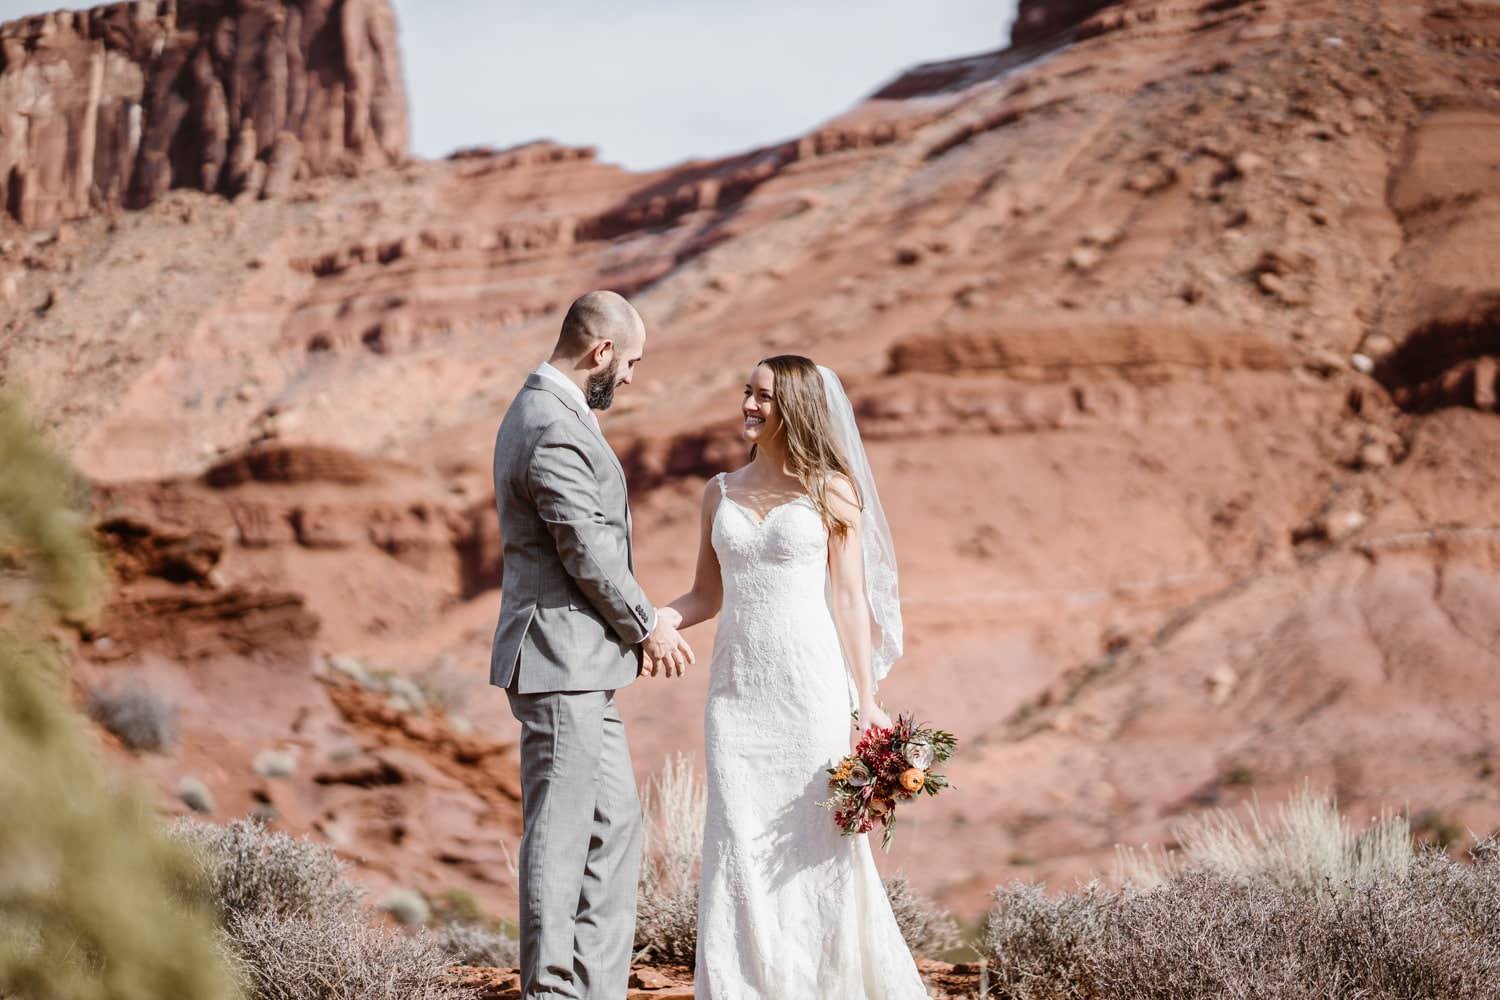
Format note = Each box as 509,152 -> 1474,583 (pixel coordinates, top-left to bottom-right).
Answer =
1232,151 -> 1267,177
1068,247 -> 1104,273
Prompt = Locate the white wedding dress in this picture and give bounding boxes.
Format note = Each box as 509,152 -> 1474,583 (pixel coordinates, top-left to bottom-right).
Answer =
694,473 -> 928,999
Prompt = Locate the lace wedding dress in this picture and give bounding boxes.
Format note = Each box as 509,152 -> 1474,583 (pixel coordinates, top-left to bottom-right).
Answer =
694,473 -> 928,999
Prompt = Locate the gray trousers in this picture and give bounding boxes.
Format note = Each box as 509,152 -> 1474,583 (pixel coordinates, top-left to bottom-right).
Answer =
506,687 -> 641,1000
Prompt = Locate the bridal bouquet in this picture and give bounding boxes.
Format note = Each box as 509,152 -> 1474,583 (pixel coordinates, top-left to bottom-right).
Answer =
822,712 -> 956,851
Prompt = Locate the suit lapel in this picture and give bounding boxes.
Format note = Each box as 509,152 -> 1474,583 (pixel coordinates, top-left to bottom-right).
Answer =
524,373 -> 632,516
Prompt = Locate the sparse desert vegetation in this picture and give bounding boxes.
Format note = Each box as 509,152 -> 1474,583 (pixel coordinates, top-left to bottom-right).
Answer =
634,753 -> 706,965
170,818 -> 477,1000
85,683 -> 179,753
978,790 -> 1500,999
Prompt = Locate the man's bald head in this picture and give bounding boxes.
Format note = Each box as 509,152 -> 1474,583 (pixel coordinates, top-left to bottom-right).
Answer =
548,290 -> 647,411
555,290 -> 645,359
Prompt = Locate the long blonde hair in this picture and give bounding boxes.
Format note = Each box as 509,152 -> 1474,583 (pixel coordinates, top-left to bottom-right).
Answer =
750,355 -> 864,539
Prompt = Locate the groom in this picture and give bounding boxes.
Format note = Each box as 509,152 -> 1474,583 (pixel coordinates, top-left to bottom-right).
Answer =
489,289 -> 692,999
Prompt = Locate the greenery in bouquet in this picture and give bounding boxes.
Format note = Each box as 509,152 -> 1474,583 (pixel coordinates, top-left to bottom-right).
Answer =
823,711 -> 956,850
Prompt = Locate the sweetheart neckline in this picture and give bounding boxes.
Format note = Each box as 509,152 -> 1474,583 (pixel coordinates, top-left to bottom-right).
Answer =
717,492 -> 815,529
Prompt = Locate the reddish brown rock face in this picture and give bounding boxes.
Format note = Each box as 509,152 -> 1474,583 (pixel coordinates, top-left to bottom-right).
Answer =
8,0 -> 1500,931
0,0 -> 406,229
1008,0 -> 1118,46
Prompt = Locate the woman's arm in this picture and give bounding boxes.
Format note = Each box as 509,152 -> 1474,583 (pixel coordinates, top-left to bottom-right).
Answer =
826,476 -> 890,734
662,477 -> 725,632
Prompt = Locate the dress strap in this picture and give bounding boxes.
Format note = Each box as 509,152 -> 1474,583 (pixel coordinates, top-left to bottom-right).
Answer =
714,471 -> 727,495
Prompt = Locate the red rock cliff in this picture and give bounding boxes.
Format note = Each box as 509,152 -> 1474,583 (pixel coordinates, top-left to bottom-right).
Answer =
0,0 -> 407,228
1009,0 -> 1117,45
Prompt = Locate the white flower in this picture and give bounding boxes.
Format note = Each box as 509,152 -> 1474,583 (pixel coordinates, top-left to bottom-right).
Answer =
903,741 -> 934,770
848,761 -> 873,788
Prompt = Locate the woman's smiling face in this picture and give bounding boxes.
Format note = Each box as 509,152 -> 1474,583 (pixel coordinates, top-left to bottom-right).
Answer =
741,363 -> 780,444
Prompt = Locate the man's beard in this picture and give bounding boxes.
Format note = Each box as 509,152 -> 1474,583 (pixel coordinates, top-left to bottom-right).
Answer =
586,359 -> 620,411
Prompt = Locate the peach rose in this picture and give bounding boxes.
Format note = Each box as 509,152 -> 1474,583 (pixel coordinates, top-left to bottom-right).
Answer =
900,768 -> 927,793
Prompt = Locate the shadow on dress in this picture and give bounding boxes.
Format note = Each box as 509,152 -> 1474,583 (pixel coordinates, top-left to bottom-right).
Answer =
756,767 -> 856,896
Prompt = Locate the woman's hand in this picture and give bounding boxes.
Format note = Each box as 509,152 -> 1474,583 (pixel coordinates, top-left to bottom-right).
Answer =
858,700 -> 892,734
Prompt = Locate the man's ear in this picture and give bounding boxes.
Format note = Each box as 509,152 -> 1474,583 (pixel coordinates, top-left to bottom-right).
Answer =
590,338 -> 614,369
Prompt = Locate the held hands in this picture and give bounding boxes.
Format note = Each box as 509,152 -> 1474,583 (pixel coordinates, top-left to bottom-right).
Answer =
643,607 -> 695,678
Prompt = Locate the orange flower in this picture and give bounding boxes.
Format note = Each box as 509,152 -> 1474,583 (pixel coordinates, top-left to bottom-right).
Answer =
900,768 -> 926,793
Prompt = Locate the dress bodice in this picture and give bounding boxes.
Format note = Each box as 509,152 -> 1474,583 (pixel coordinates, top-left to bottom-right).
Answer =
710,473 -> 829,611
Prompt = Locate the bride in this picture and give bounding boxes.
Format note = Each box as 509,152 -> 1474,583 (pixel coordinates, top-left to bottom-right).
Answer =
659,355 -> 928,998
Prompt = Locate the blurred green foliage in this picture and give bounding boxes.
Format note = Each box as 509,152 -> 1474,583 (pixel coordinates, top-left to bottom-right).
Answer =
0,393 -> 241,1000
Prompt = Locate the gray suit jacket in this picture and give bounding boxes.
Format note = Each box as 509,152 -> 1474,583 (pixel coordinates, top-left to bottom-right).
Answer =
488,373 -> 654,693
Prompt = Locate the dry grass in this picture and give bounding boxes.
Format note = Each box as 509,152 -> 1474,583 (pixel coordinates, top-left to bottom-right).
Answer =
981,791 -> 1500,999
1116,785 -> 1412,896
634,752 -> 705,965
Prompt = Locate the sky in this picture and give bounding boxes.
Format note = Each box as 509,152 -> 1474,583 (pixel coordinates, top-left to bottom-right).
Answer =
0,1 -> 1018,170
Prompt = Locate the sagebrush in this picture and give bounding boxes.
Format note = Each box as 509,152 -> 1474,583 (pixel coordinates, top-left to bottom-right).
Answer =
431,922 -> 520,968
885,871 -> 962,957
86,684 -> 179,753
982,791 -> 1500,1000
223,911 -> 471,1000
169,818 -> 364,925
172,818 -> 476,1000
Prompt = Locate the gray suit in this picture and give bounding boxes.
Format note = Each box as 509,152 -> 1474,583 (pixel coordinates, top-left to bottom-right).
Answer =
489,372 -> 654,999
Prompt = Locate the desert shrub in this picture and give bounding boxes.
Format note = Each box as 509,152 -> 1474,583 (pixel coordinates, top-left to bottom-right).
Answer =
431,922 -> 520,968
978,881 -> 1116,998
634,753 -> 705,965
86,683 -> 179,753
170,818 -> 364,924
224,910 -> 473,1000
427,887 -> 517,968
885,872 -> 962,957
979,793 -> 1500,1000
0,393 -> 239,1000
171,818 -> 477,1000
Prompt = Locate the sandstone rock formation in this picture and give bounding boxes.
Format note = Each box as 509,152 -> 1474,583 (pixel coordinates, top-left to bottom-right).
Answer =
0,0 -> 406,228
1009,0 -> 1115,45
5,0 -> 1500,928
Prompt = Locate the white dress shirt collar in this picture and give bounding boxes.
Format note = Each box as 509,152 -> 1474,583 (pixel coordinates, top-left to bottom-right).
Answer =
534,361 -> 590,412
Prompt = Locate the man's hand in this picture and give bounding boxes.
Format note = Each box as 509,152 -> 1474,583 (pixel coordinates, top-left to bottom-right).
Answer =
643,614 -> 694,678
